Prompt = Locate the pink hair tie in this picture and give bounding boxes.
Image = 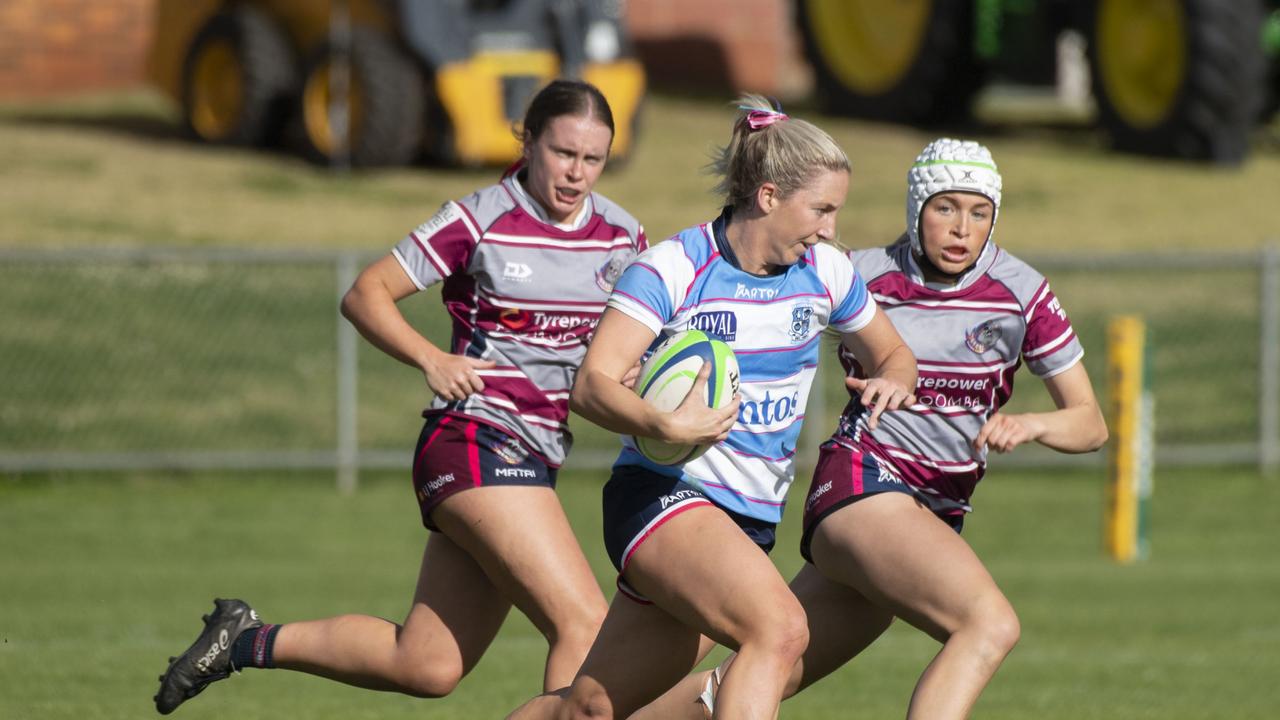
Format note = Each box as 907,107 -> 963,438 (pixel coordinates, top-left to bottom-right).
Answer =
743,108 -> 788,130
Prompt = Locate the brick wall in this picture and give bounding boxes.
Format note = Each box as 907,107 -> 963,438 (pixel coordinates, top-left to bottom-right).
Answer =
0,0 -> 153,99
625,0 -> 810,98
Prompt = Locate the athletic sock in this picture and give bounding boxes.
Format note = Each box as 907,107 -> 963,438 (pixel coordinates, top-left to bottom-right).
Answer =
230,623 -> 281,670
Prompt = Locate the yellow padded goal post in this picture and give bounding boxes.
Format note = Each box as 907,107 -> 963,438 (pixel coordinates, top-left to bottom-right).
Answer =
1105,315 -> 1154,563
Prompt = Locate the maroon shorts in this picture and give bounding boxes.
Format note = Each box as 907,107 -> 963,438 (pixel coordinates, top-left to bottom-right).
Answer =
800,440 -> 963,563
411,414 -> 557,531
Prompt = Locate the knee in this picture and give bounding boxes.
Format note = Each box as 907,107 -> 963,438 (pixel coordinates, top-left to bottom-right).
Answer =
397,656 -> 465,699
550,602 -> 608,649
775,604 -> 811,664
967,596 -> 1020,662
744,598 -> 809,666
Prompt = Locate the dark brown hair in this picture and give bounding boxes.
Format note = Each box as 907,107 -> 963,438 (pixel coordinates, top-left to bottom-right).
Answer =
521,79 -> 615,146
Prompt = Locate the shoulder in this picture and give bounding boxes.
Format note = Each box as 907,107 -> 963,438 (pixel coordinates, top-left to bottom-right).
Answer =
641,223 -> 714,269
985,246 -> 1051,306
454,182 -> 518,231
804,243 -> 857,286
848,235 -> 908,282
846,247 -> 899,283
590,192 -> 644,242
809,242 -> 852,268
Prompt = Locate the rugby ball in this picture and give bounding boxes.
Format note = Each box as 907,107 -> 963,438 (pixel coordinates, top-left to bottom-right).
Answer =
632,329 -> 739,465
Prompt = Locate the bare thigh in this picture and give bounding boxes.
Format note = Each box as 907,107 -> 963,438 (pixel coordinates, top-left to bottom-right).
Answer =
809,492 -> 1005,642
430,486 -> 607,684
623,505 -> 802,651
567,592 -> 709,718
787,563 -> 895,695
570,506 -> 804,717
399,529 -> 514,683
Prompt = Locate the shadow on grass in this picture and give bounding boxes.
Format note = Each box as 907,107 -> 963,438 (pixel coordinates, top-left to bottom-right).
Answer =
2,110 -> 492,176
8,110 -> 189,144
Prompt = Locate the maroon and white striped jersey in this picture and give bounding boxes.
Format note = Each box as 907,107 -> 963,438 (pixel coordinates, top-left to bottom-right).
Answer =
392,171 -> 647,466
835,237 -> 1083,514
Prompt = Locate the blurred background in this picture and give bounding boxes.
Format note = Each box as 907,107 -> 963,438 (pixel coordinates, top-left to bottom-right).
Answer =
2,2 -> 1278,718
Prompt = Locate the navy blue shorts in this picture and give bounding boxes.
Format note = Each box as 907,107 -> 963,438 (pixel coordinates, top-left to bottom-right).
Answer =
800,441 -> 963,564
603,465 -> 777,603
411,413 -> 556,532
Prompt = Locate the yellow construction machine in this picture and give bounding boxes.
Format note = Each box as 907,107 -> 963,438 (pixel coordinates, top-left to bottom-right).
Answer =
147,0 -> 645,166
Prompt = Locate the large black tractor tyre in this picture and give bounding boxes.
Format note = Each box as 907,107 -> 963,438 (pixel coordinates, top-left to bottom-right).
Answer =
298,28 -> 428,167
181,6 -> 296,147
1088,0 -> 1267,164
796,0 -> 983,124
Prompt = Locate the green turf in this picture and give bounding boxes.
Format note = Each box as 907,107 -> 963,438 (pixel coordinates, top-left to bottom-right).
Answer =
0,257 -> 1265,456
0,466 -> 1276,719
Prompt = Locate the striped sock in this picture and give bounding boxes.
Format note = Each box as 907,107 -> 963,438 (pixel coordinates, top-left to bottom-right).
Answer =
230,624 -> 281,670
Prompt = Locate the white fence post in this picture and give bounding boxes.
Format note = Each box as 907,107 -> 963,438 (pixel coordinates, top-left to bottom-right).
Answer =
336,253 -> 359,493
1261,243 -> 1280,475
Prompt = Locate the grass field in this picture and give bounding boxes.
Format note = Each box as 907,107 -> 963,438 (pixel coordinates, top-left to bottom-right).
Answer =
0,257 -> 1264,456
1,466 -> 1277,719
2,90 -> 1279,717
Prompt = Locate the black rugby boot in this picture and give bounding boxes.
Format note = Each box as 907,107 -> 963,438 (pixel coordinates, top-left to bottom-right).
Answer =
154,598 -> 263,714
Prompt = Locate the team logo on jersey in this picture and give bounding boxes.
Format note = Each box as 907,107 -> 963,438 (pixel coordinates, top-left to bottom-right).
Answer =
499,307 -> 531,330
735,283 -> 777,300
964,319 -> 1002,354
789,304 -> 814,342
595,254 -> 630,292
417,202 -> 461,239
689,311 -> 737,341
503,262 -> 533,282
489,436 -> 529,465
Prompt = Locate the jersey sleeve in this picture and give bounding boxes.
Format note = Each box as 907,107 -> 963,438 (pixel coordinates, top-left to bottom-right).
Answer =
606,241 -> 690,335
391,201 -> 481,290
816,244 -> 877,333
1021,279 -> 1084,377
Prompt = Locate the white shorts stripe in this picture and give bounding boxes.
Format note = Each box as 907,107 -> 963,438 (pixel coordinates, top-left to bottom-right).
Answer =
620,497 -> 714,571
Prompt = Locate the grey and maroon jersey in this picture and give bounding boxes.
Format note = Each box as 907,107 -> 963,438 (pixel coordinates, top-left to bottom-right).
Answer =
392,171 -> 647,467
835,237 -> 1082,513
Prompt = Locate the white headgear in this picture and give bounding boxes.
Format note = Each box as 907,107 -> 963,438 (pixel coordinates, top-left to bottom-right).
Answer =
906,138 -> 1002,254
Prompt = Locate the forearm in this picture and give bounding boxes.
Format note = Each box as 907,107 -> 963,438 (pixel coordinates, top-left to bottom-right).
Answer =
570,368 -> 669,439
869,344 -> 917,391
1025,402 -> 1108,453
340,284 -> 442,372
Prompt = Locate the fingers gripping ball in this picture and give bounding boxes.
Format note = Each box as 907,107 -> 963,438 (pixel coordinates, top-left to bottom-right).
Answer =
632,330 -> 740,465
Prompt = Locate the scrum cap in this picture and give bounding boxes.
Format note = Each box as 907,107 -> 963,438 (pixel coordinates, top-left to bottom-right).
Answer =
906,138 -> 1002,253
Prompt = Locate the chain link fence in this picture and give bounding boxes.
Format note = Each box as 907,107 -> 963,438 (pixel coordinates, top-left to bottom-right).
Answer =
2,245 -> 1276,486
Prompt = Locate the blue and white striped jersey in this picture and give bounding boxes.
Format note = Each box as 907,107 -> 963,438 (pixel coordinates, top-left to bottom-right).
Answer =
606,210 -> 876,522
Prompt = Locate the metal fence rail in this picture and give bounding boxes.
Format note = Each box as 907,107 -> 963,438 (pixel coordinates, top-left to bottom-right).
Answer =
2,245 -> 1276,485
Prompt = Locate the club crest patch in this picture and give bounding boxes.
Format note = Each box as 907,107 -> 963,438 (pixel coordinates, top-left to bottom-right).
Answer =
595,254 -> 631,292
489,436 -> 530,465
965,319 -> 1001,354
790,304 -> 814,342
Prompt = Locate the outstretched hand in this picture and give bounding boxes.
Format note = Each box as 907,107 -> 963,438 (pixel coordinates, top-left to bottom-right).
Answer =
846,376 -> 916,431
424,353 -> 498,402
